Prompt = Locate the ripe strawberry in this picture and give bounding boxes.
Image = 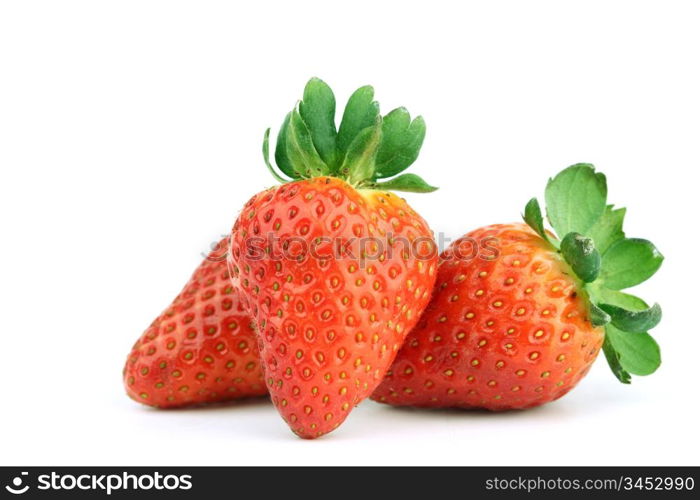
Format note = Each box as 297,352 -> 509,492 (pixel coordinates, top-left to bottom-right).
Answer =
124,238 -> 266,408
373,164 -> 663,410
228,78 -> 438,438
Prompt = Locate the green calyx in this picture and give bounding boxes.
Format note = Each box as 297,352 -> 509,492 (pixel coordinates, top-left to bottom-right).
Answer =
523,163 -> 664,384
262,77 -> 437,193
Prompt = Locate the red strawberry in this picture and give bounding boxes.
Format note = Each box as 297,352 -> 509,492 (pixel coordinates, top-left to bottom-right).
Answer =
373,223 -> 603,409
373,164 -> 663,409
124,238 -> 266,408
228,78 -> 439,438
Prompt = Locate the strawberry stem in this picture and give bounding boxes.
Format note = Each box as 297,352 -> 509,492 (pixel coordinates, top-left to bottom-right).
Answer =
523,164 -> 664,383
263,78 -> 436,193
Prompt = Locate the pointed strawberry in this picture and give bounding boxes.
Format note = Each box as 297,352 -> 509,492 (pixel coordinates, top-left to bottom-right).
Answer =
124,238 -> 266,407
228,78 -> 439,438
373,164 -> 663,409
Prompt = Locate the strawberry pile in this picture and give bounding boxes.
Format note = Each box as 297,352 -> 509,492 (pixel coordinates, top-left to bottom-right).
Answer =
123,79 -> 663,439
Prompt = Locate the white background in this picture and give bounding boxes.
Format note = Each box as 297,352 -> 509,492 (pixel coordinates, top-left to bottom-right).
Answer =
1,0 -> 698,466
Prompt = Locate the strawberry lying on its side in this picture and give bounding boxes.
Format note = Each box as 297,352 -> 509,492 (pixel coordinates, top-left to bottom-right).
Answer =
124,238 -> 266,408
372,164 -> 663,409
228,78 -> 439,438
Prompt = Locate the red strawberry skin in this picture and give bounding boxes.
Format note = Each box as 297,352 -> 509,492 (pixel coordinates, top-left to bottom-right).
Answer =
124,238 -> 266,408
228,177 -> 437,437
372,223 -> 604,410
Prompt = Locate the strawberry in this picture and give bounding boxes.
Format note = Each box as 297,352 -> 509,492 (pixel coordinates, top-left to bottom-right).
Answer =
124,238 -> 266,408
228,78 -> 439,438
372,164 -> 663,410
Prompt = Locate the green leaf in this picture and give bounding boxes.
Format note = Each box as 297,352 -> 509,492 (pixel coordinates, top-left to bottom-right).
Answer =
374,108 -> 426,179
285,108 -> 331,178
274,112 -> 297,179
373,173 -> 438,193
522,198 -> 558,247
336,85 -> 380,164
262,128 -> 289,183
598,303 -> 662,333
560,232 -> 601,283
589,302 -> 611,326
545,164 -> 607,239
342,121 -> 383,185
299,77 -> 338,171
605,324 -> 661,376
587,205 -> 626,254
523,198 -> 548,240
602,336 -> 631,383
599,238 -> 664,290
590,288 -> 649,310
